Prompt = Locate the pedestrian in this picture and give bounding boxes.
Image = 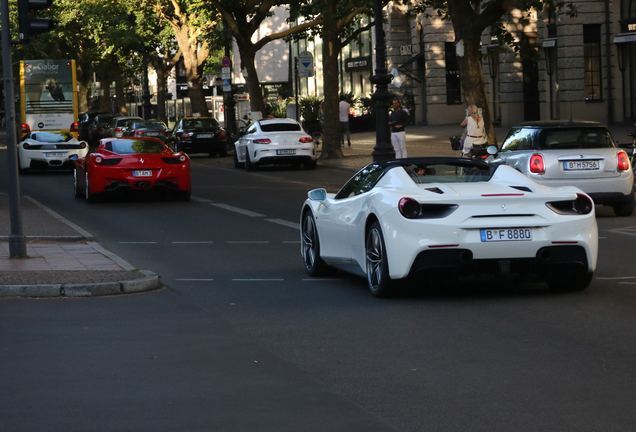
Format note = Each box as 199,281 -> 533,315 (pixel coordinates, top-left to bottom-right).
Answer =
388,97 -> 409,158
263,98 -> 271,117
459,105 -> 487,158
339,95 -> 351,147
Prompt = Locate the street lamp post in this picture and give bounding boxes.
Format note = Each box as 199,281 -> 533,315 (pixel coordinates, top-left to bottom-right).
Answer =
487,46 -> 499,124
370,0 -> 395,162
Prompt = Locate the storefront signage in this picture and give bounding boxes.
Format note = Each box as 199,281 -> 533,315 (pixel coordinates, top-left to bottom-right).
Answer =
345,56 -> 372,72
629,23 -> 636,31
400,45 -> 412,56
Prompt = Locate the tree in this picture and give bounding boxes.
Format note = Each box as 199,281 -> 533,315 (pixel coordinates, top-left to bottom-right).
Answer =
210,0 -> 322,117
413,0 -> 575,144
146,0 -> 222,117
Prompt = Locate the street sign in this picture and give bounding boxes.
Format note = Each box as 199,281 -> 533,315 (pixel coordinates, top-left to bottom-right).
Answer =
222,56 -> 230,68
222,67 -> 231,79
223,79 -> 231,92
297,51 -> 314,78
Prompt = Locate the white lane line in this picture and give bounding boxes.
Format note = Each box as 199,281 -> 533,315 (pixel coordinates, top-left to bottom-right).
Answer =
119,242 -> 157,244
176,279 -> 214,281
227,241 -> 269,244
172,241 -> 214,244
302,279 -> 348,281
266,219 -> 300,230
232,279 -> 284,281
24,196 -> 94,240
211,203 -> 265,217
606,226 -> 636,236
87,242 -> 136,271
595,276 -> 636,280
191,196 -> 213,203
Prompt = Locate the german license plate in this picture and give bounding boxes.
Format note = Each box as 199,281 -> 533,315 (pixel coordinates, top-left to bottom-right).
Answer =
276,149 -> 296,155
45,152 -> 65,157
197,133 -> 213,138
146,132 -> 159,136
133,170 -> 152,177
480,228 -> 532,242
563,160 -> 599,170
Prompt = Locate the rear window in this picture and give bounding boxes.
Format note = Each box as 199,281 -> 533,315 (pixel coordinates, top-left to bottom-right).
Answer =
260,123 -> 301,132
32,132 -> 72,143
537,127 -> 614,149
105,139 -> 165,154
183,118 -> 219,129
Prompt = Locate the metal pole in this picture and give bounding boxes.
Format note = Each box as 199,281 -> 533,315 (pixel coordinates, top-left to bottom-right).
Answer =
142,57 -> 152,120
1,0 -> 26,258
370,0 -> 395,162
294,57 -> 299,121
223,43 -> 236,146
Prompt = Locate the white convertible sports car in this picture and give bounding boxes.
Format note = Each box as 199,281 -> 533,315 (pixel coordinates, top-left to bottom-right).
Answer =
18,131 -> 88,174
234,118 -> 317,170
300,157 -> 598,297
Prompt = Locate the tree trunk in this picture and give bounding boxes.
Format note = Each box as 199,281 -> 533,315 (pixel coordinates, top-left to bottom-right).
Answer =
113,62 -> 127,115
319,6 -> 344,160
173,26 -> 210,117
238,44 -> 265,117
154,63 -> 168,125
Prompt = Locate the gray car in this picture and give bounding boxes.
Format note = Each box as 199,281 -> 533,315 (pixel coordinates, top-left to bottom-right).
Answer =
495,121 -> 634,217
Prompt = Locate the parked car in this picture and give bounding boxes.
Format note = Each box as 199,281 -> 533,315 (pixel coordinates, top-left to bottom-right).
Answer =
77,112 -> 108,142
233,118 -> 317,170
87,113 -> 117,146
301,157 -> 598,297
103,116 -> 143,138
169,117 -> 227,157
123,120 -> 170,143
71,137 -> 191,202
18,131 -> 88,174
494,121 -> 634,217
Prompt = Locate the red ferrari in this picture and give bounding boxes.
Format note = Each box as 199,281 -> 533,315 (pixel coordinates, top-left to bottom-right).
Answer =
73,137 -> 191,202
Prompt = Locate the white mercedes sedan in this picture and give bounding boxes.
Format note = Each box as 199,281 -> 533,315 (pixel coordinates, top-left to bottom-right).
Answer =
18,131 -> 89,174
300,157 -> 598,297
234,118 -> 317,170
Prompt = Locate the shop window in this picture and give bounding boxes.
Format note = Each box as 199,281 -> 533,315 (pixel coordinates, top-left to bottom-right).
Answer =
583,24 -> 602,101
445,42 -> 462,104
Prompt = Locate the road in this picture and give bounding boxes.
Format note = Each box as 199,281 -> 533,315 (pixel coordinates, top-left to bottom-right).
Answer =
2,147 -> 636,431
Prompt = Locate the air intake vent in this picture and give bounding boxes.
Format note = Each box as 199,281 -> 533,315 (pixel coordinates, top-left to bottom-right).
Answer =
101,158 -> 122,166
425,187 -> 444,194
510,186 -> 533,192
161,157 -> 182,164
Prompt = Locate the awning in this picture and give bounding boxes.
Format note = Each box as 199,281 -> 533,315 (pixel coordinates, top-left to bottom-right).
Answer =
614,33 -> 636,44
399,51 -> 426,69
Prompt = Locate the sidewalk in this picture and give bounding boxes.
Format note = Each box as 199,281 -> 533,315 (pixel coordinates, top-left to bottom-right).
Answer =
0,192 -> 161,297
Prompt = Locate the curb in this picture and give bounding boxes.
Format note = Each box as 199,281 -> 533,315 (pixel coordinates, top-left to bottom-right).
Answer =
0,270 -> 161,298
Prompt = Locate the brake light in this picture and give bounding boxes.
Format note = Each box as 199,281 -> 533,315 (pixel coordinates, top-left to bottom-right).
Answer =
218,131 -> 226,139
70,122 -> 79,133
22,143 -> 31,149
299,137 -> 313,143
80,142 -> 87,149
94,156 -> 103,164
134,130 -> 143,136
21,124 -> 30,134
617,151 -> 630,171
114,127 -> 123,132
398,197 -> 421,219
179,155 -> 187,162
253,139 -> 271,144
529,154 -> 545,174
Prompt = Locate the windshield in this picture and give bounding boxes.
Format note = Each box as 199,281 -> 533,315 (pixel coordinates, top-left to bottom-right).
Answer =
32,132 -> 73,142
404,163 -> 493,184
105,139 -> 165,154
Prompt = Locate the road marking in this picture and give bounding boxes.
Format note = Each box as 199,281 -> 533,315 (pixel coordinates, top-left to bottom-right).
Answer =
302,279 -> 348,281
266,219 -> 300,230
172,241 -> 214,244
24,196 -> 94,240
227,241 -> 269,244
232,279 -> 284,281
595,276 -> 636,280
191,196 -> 213,203
211,203 -> 265,217
176,279 -> 214,281
119,242 -> 157,244
619,282 -> 636,285
607,226 -> 636,236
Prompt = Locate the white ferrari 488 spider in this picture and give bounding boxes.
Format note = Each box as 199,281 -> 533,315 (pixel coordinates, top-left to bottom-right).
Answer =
300,157 -> 598,297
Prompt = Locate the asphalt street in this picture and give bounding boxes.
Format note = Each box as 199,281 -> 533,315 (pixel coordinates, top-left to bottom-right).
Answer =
2,129 -> 636,431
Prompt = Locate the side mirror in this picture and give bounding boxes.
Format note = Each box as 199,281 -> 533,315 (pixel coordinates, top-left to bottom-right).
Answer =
238,128 -> 246,137
308,188 -> 328,202
487,145 -> 498,155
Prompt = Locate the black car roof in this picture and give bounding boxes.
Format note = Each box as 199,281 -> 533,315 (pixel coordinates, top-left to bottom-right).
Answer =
375,157 -> 490,170
512,120 -> 607,128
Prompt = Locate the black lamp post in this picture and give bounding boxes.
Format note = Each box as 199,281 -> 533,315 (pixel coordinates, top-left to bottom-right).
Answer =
544,44 -> 555,120
487,46 -> 499,125
370,0 -> 395,162
616,42 -> 629,122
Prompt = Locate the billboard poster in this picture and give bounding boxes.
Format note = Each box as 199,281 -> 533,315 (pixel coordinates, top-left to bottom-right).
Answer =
22,60 -> 75,130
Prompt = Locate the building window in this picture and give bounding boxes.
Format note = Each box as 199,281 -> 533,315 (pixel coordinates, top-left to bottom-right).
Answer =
583,24 -> 602,101
445,42 -> 462,104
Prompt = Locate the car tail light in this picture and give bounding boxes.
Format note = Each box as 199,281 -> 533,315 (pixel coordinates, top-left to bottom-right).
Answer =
134,130 -> 143,136
80,142 -> 87,149
96,127 -> 102,133
70,122 -> 79,133
21,124 -> 30,134
618,151 -> 630,171
398,197 -> 421,219
573,193 -> 593,214
179,154 -> 187,162
299,137 -> 313,143
94,156 -> 103,164
218,131 -> 226,139
22,143 -> 31,149
163,130 -> 170,136
253,139 -> 271,144
114,127 -> 123,132
546,193 -> 594,215
529,154 -> 544,174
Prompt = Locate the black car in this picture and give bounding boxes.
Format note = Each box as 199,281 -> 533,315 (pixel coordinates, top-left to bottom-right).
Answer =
87,113 -> 117,146
169,117 -> 227,157
77,112 -> 110,142
122,120 -> 170,143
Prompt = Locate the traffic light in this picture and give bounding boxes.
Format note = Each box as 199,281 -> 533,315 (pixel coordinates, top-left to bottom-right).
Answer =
18,0 -> 55,43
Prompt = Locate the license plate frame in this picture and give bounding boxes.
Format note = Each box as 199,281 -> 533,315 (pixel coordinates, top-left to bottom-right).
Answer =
133,170 -> 152,177
480,228 -> 532,242
276,149 -> 296,155
563,160 -> 600,171
197,133 -> 213,139
45,152 -> 65,157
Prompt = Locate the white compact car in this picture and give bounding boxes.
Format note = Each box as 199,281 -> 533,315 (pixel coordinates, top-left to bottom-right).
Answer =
301,157 -> 598,297
18,131 -> 89,174
234,118 -> 317,170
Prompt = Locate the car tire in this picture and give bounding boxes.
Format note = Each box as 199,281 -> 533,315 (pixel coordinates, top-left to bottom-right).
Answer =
233,150 -> 244,168
547,267 -> 593,292
85,172 -> 98,203
304,160 -> 317,170
74,169 -> 82,198
301,210 -> 336,277
245,151 -> 256,171
366,221 -> 395,297
613,198 -> 634,217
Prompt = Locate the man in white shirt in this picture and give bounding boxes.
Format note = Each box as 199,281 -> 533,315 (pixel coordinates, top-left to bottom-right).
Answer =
339,95 -> 351,147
